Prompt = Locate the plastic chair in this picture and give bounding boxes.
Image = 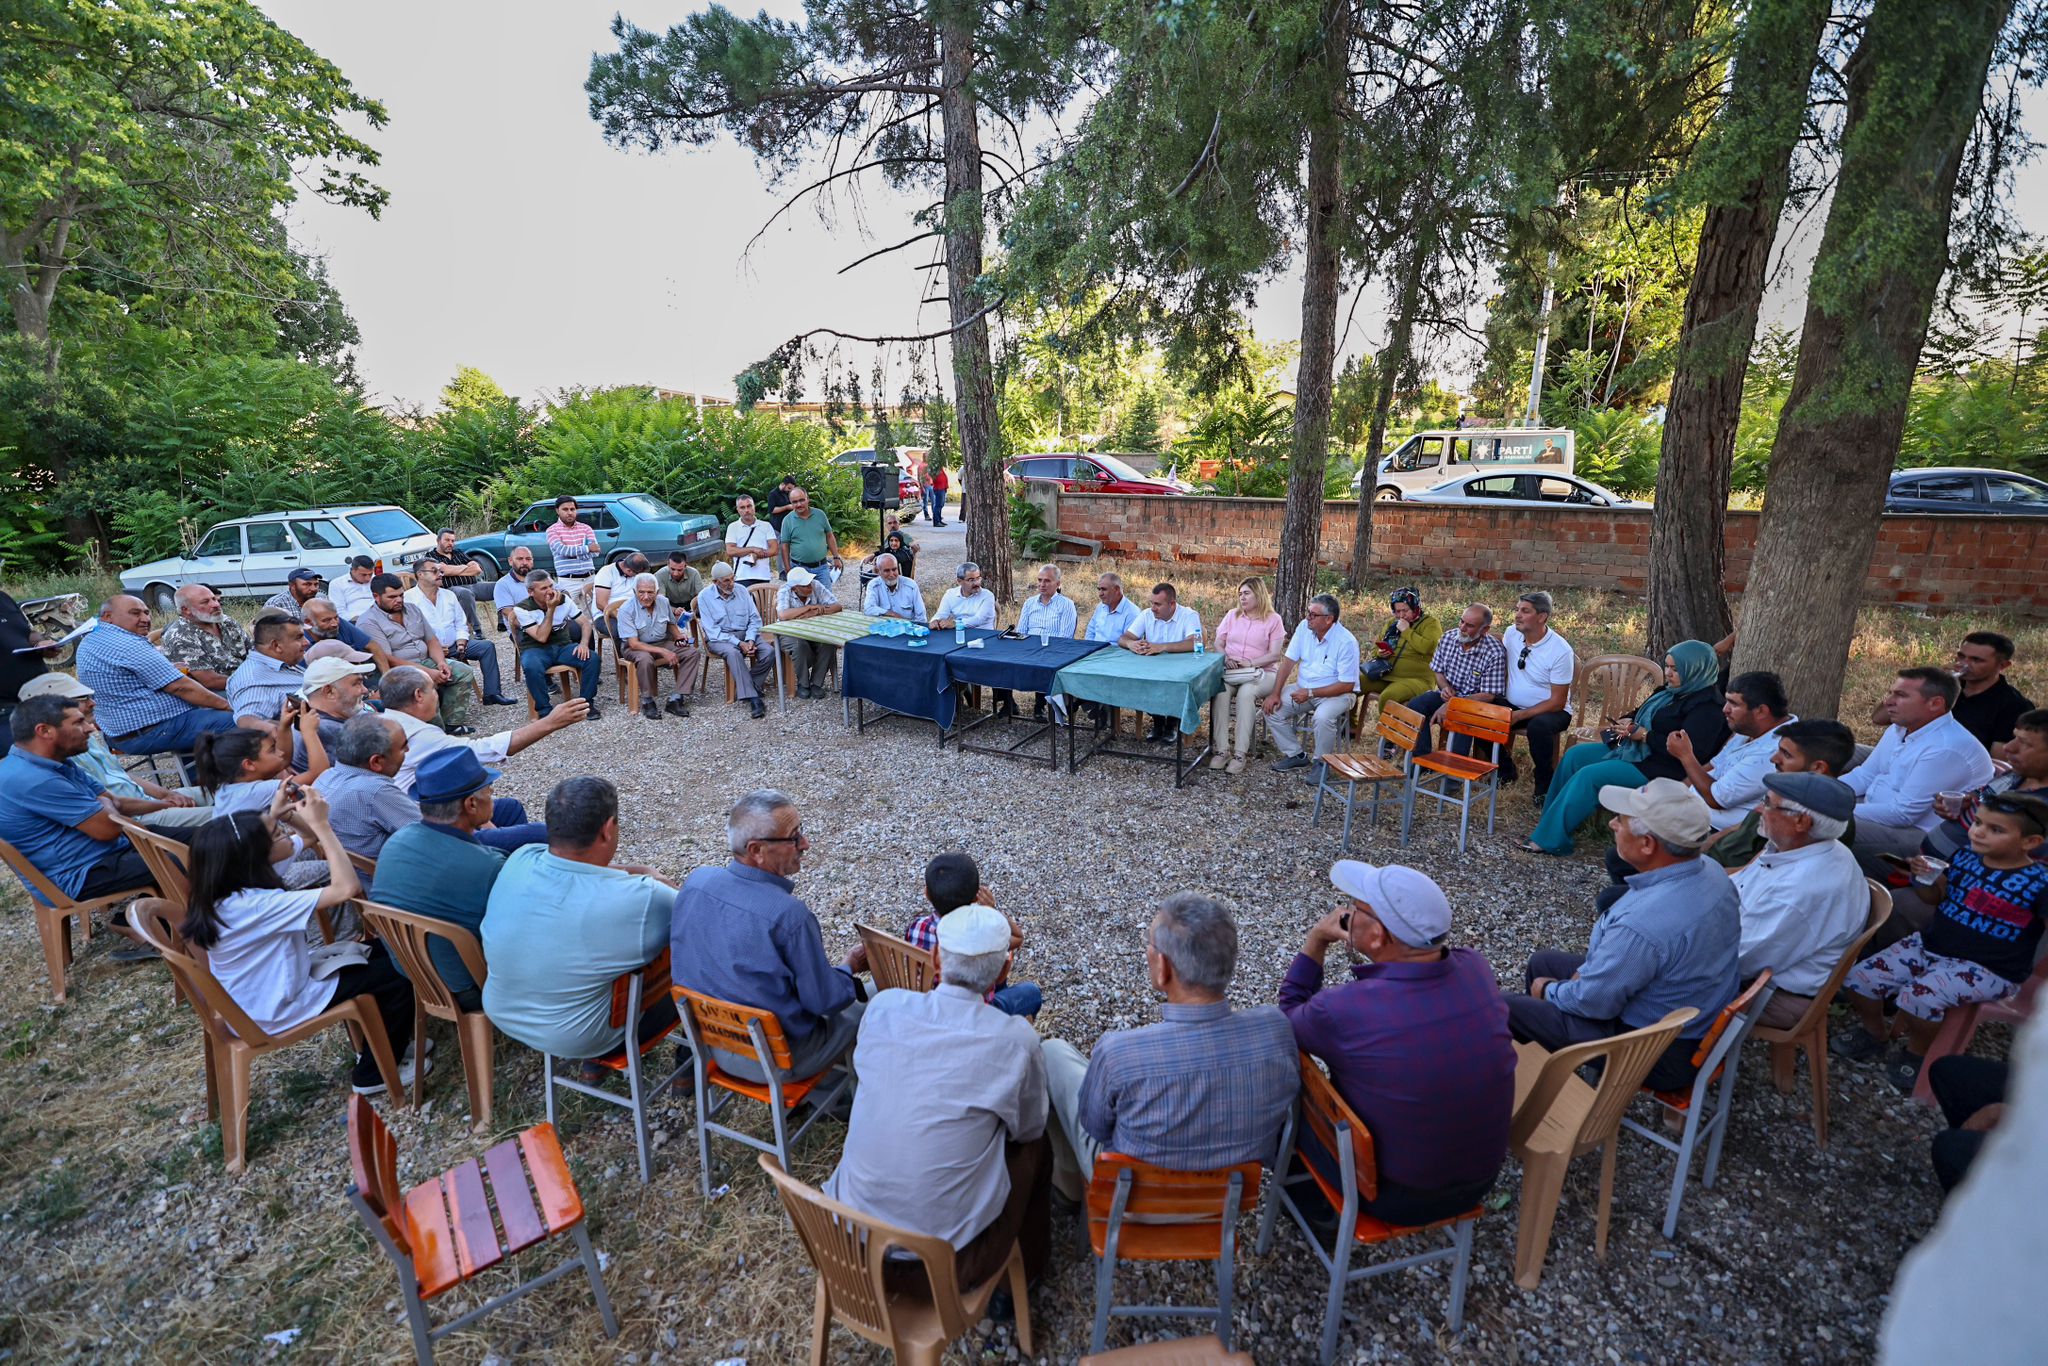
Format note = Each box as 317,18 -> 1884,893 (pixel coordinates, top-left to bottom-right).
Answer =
1088,1153 -> 1262,1353
346,1094 -> 617,1366
523,663 -> 583,720
1506,1007 -> 1697,1288
855,923 -> 940,993
606,598 -> 681,709
1618,973 -> 1775,1237
358,899 -> 499,1132
672,985 -> 855,1198
757,1153 -> 1033,1365
1910,935 -> 2048,1106
1080,1338 -> 1253,1366
1751,881 -> 1891,1145
1564,655 -> 1663,752
542,949 -> 690,1184
1255,1058 -> 1479,1363
1312,701 -> 1417,850
128,897 -> 404,1174
110,815 -> 191,904
0,835 -> 156,1002
1402,699 -> 1509,852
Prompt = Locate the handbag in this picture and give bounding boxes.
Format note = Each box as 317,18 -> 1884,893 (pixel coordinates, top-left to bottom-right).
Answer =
1362,622 -> 1406,681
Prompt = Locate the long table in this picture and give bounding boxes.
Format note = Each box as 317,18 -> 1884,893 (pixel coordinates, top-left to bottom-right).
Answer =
841,627 -> 1000,738
760,609 -> 880,718
942,634 -> 1109,768
1053,649 -> 1228,787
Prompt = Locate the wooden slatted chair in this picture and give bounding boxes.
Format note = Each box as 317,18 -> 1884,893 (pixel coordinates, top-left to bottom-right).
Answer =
1255,1057 -> 1479,1363
1507,1007 -> 1697,1288
606,597 -> 682,710
673,985 -> 856,1199
1087,1154 -> 1262,1353
542,949 -> 689,1184
757,1153 -> 1033,1365
1564,654 -> 1663,753
1910,937 -> 2048,1106
1080,1338 -> 1254,1366
1402,698 -> 1510,852
358,899 -> 498,1132
1311,700 -> 1418,851
346,1094 -> 618,1366
855,923 -> 940,993
0,835 -> 156,1002
128,897 -> 404,1173
1751,881 -> 1891,1146
1618,973 -> 1775,1237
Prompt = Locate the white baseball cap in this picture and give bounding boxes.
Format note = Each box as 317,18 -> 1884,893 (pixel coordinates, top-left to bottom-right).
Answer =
1599,778 -> 1712,849
936,904 -> 1011,955
786,566 -> 815,587
1329,860 -> 1451,948
301,656 -> 374,692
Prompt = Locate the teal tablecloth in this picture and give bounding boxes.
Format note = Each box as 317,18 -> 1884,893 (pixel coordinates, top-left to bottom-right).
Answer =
1053,649 -> 1227,732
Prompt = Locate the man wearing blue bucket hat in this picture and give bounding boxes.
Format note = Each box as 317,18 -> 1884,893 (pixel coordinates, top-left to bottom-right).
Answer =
369,747 -> 512,1011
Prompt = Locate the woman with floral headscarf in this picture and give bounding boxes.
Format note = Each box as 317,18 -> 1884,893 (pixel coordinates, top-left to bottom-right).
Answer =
1521,638 -> 1731,855
1355,587 -> 1443,719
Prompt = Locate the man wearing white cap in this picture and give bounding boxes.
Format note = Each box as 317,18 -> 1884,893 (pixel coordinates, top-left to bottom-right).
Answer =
291,645 -> 376,773
826,902 -> 1052,1290
1279,862 -> 1515,1226
1503,778 -> 1741,1092
775,566 -> 842,700
20,673 -> 213,829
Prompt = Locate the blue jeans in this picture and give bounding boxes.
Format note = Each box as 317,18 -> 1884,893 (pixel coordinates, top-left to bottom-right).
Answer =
519,641 -> 601,715
111,706 -> 241,757
477,797 -> 547,850
927,486 -> 946,523
992,981 -> 1042,1019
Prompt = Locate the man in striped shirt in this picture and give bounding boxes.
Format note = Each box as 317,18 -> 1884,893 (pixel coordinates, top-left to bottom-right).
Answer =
545,495 -> 600,602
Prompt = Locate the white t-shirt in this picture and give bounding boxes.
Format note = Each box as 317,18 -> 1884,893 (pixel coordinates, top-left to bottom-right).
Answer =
1284,621 -> 1362,691
1502,625 -> 1574,712
214,779 -> 282,818
514,597 -> 584,636
1123,604 -> 1202,646
208,887 -> 335,1034
725,518 -> 776,582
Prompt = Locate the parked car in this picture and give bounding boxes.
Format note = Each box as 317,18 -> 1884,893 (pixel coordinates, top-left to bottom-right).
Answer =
455,493 -> 723,582
120,505 -> 437,614
1406,470 -> 1644,509
1004,452 -> 1186,495
1351,427 -> 1578,500
832,448 -> 923,520
1884,466 -> 2048,516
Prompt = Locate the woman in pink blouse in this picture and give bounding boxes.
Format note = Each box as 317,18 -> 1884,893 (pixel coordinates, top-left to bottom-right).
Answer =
1209,576 -> 1288,773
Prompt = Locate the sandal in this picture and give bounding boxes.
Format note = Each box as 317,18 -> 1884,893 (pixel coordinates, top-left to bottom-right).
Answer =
1517,840 -> 1562,856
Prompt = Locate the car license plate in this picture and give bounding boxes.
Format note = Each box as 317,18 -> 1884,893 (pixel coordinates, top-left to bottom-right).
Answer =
690,529 -> 710,542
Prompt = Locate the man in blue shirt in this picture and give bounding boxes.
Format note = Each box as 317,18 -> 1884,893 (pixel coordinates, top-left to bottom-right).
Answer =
1079,572 -> 1143,732
225,614 -> 310,723
371,747 -> 509,1012
1502,779 -> 1740,1093
672,789 -> 865,1083
74,595 -> 239,756
695,563 -> 774,719
0,695 -> 163,904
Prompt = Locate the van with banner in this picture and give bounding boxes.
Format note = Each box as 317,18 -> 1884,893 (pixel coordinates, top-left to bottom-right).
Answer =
1352,427 -> 1577,501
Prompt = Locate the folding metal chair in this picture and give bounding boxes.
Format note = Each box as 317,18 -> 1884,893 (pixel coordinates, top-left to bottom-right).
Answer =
541,949 -> 689,1184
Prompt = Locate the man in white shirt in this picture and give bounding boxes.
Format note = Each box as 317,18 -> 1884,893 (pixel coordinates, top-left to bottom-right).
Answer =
1001,564 -> 1078,720
1263,591 -> 1359,769
329,556 -> 378,623
1495,590 -> 1575,802
510,571 -> 603,721
377,666 -> 584,821
1080,572 -> 1144,731
1665,671 -> 1795,831
1731,772 -> 1870,1029
862,552 -> 926,623
1119,581 -> 1204,742
775,566 -> 842,700
934,561 -> 1000,631
724,494 -> 778,585
406,559 -> 512,706
1845,666 -> 1995,874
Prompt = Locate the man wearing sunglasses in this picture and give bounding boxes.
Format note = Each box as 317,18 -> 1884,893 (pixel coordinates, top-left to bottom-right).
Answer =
1496,591 -> 1575,803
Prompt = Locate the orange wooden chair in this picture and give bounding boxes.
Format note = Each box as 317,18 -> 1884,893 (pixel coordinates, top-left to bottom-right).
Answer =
1255,1057 -> 1479,1363
358,899 -> 498,1132
1087,1153 -> 1262,1353
1402,698 -> 1510,851
673,985 -> 856,1199
0,835 -> 157,1002
1751,881 -> 1891,1145
542,948 -> 689,1184
1507,1007 -> 1697,1288
1911,933 -> 2048,1106
1080,1338 -> 1254,1366
1619,973 -> 1775,1238
128,897 -> 404,1174
346,1093 -> 617,1365
523,662 -> 583,720
757,1153 -> 1032,1365
1312,700 -> 1418,850
1563,654 -> 1663,754
855,923 -> 940,993
606,597 -> 682,710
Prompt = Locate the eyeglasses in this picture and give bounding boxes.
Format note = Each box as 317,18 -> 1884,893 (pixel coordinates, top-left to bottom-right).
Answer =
753,827 -> 806,845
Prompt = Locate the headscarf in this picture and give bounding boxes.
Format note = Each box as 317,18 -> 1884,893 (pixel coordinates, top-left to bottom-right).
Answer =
1613,639 -> 1720,762
1379,587 -> 1426,654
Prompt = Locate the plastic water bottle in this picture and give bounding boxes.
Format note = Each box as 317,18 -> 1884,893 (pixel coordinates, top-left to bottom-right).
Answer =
954,622 -> 965,645
1193,637 -> 1205,655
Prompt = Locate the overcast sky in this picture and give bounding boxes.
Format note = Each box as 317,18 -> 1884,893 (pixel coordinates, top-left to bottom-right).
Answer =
261,0 -> 2047,412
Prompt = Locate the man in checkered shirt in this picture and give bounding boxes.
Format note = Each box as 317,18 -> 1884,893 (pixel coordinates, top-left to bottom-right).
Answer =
1407,602 -> 1509,755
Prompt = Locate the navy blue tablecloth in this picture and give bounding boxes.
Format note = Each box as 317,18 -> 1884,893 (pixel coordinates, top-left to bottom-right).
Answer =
943,634 -> 1108,695
842,629 -> 995,728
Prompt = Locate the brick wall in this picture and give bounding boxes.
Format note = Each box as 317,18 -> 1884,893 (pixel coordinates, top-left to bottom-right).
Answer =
1051,493 -> 2048,615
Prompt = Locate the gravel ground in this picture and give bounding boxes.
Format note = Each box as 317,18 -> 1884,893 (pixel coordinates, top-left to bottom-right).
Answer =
0,526 -> 1981,1363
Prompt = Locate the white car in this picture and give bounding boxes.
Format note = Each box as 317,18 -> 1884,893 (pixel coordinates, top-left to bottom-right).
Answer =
120,505 -> 439,613
1407,470 -> 1644,509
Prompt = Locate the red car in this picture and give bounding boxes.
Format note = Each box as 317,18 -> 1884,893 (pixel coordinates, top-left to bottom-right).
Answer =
1003,453 -> 1186,495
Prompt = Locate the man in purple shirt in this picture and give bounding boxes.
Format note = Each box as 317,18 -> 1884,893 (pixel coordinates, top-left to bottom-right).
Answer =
1279,861 -> 1516,1226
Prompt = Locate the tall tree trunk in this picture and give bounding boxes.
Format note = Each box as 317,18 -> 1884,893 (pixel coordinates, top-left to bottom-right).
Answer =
1732,0 -> 2012,718
1275,0 -> 1352,628
1350,236 -> 1425,588
937,14 -> 1009,602
1646,0 -> 1830,656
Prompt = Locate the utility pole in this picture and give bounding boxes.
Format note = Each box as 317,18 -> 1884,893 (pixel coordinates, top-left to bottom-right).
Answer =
1526,249 -> 1557,426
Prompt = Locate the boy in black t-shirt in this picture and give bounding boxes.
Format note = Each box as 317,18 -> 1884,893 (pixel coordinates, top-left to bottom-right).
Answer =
1837,793 -> 2048,1091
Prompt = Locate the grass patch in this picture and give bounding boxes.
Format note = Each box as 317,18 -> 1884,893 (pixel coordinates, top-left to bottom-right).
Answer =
14,1168 -> 86,1230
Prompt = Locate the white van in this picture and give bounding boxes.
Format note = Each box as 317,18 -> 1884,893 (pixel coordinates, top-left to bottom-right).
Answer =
1352,427 -> 1576,501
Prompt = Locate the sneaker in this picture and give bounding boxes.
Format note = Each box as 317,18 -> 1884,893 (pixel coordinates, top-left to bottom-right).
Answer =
641,699 -> 662,720
1226,757 -> 1246,775
353,1055 -> 434,1096
1881,1045 -> 1925,1093
1271,753 -> 1311,772
1207,753 -> 1228,769
446,725 -> 479,737
403,1037 -> 436,1064
1829,1026 -> 1889,1061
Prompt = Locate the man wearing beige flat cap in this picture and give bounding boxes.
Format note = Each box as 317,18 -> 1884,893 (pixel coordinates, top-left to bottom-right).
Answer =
292,648 -> 376,773
1502,778 -> 1741,1092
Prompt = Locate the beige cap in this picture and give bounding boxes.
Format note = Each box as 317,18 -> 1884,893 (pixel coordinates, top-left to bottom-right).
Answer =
1599,777 -> 1713,849
936,904 -> 1011,956
301,656 -> 374,691
18,672 -> 92,700
305,638 -> 372,664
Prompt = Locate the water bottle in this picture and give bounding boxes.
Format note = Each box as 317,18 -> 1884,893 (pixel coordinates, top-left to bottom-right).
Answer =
1193,636 -> 1205,655
954,622 -> 965,645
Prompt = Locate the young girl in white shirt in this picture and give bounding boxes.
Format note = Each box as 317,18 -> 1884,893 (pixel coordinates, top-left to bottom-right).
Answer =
192,720 -> 334,893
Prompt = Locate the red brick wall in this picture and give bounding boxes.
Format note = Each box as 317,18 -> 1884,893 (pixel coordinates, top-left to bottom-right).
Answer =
1052,494 -> 2048,615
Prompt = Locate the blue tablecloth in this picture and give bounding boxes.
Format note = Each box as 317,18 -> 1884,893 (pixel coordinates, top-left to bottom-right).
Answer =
1052,649 -> 1228,732
944,634 -> 1108,695
842,629 -> 997,729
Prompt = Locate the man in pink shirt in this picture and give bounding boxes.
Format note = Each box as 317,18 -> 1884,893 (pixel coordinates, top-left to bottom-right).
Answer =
544,495 -> 601,602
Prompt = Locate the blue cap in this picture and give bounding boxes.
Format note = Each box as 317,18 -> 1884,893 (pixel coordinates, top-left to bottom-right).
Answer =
413,746 -> 500,804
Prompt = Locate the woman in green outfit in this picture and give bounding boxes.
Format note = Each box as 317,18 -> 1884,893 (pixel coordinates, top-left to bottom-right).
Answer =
1356,587 -> 1444,718
1520,638 -> 1730,854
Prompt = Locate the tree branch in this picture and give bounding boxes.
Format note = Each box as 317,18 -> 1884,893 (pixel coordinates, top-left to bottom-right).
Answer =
837,229 -> 944,274
744,155 -> 946,254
